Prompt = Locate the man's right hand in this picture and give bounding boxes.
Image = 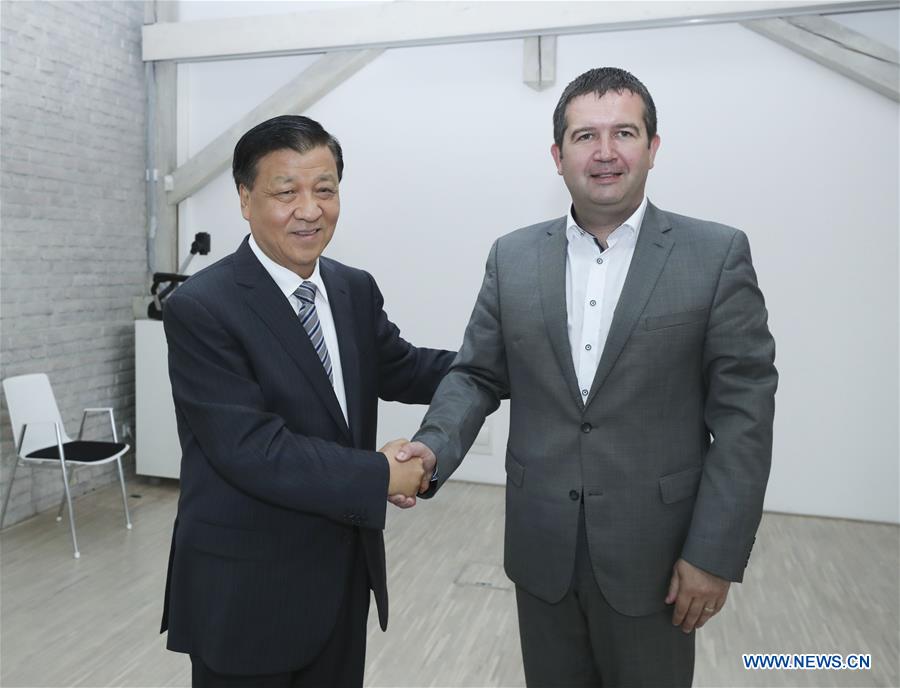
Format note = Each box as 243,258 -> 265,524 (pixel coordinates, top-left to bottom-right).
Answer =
381,438 -> 425,498
386,441 -> 437,509
396,441 -> 436,493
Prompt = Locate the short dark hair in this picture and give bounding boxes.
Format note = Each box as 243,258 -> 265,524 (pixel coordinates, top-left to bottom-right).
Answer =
232,115 -> 344,190
553,67 -> 657,151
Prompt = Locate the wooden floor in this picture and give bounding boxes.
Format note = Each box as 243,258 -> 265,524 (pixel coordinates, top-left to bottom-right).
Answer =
1,479 -> 897,688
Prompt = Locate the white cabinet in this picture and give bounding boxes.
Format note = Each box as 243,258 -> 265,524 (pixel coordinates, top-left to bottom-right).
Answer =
135,320 -> 181,479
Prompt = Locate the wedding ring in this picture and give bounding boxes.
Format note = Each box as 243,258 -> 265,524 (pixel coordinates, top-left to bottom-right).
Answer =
703,606 -> 715,612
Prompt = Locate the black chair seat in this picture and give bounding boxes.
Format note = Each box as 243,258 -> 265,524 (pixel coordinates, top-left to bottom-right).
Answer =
27,441 -> 127,462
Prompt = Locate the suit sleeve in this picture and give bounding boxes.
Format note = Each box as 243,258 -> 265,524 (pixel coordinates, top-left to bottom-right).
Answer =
681,229 -> 778,581
413,240 -> 510,491
164,289 -> 390,529
367,272 -> 456,404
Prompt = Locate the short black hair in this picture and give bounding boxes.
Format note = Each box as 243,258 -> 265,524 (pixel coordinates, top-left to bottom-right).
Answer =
232,115 -> 344,190
553,67 -> 657,151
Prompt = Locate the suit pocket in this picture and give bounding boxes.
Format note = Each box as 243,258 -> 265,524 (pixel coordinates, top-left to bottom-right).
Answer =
659,466 -> 702,504
505,450 -> 525,487
186,519 -> 274,561
643,308 -> 708,331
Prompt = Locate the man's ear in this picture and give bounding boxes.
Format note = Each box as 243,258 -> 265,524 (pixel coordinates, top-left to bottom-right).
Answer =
551,143 -> 563,176
648,134 -> 661,170
239,184 -> 251,221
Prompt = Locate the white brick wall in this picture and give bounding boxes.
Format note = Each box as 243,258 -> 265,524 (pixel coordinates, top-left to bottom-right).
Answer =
1,1 -> 147,526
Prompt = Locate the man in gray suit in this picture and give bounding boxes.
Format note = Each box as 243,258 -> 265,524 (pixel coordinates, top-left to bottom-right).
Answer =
392,68 -> 777,685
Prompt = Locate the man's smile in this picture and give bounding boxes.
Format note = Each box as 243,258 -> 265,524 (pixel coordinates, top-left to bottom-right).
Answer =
589,171 -> 623,183
290,228 -> 321,238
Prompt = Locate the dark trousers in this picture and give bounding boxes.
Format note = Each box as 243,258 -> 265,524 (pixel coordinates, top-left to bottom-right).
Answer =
516,507 -> 694,688
191,536 -> 370,688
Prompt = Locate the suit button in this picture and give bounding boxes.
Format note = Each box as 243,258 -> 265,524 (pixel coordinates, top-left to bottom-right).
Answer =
569,490 -> 579,501
581,423 -> 592,433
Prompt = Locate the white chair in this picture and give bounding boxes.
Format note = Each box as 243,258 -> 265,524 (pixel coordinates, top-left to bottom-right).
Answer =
1,373 -> 132,558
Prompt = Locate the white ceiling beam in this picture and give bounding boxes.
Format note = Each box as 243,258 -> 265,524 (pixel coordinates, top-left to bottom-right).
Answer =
142,1 -> 895,63
166,49 -> 383,206
742,16 -> 899,101
785,14 -> 899,62
524,35 -> 557,91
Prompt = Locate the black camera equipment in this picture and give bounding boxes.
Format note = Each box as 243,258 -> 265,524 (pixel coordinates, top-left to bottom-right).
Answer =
147,232 -> 211,320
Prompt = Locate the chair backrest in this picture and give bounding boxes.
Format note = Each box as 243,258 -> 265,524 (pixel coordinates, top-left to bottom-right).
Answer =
2,374 -> 71,458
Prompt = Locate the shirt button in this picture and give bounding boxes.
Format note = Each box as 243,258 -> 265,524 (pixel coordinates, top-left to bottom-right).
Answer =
569,490 -> 580,501
581,389 -> 588,396
585,344 -> 592,351
589,300 -> 596,306
596,257 -> 604,265
581,423 -> 592,433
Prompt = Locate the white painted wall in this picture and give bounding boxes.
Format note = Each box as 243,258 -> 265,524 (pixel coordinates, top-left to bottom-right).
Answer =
173,4 -> 899,524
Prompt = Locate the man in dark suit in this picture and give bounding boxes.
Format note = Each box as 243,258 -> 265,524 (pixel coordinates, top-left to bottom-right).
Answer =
395,68 -> 777,686
160,115 -> 455,687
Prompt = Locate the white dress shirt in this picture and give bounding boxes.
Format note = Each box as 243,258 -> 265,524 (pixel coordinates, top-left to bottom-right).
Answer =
565,196 -> 648,402
248,236 -> 349,424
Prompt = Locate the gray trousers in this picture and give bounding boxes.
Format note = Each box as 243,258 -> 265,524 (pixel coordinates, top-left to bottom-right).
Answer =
515,507 -> 694,688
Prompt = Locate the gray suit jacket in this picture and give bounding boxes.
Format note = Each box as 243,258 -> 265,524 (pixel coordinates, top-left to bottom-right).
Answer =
415,203 -> 777,617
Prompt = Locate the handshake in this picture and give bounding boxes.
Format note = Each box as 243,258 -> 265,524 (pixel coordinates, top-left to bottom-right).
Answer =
380,438 -> 435,508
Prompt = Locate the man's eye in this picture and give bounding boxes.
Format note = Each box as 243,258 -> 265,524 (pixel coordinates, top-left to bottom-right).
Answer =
616,130 -> 634,138
576,133 -> 593,142
317,189 -> 335,195
278,190 -> 295,196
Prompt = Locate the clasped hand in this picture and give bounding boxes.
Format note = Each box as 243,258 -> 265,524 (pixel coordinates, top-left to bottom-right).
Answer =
380,440 -> 435,508
380,438 -> 429,499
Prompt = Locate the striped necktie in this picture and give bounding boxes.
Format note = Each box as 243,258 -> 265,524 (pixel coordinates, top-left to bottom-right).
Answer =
293,281 -> 333,384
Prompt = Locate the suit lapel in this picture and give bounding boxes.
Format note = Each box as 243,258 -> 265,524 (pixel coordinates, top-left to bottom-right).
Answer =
233,239 -> 352,443
320,259 -> 363,448
538,218 -> 584,408
585,203 -> 674,407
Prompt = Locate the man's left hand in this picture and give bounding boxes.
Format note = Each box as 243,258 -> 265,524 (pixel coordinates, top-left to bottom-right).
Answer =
665,558 -> 730,633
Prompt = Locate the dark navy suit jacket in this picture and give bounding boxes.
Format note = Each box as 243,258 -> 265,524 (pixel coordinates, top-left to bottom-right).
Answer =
160,237 -> 454,674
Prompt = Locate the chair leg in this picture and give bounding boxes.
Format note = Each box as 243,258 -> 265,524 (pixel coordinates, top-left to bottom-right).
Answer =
116,457 -> 132,530
59,462 -> 80,559
0,460 -> 20,529
56,468 -> 75,522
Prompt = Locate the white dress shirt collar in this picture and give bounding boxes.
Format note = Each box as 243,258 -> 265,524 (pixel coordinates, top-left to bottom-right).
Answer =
565,196 -> 649,248
247,234 -> 330,303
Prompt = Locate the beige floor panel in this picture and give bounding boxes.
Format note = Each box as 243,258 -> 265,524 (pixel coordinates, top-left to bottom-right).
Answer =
1,479 -> 897,687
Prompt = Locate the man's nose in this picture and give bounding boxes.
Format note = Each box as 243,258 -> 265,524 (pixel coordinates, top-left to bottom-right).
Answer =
292,196 -> 323,221
593,136 -> 616,161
